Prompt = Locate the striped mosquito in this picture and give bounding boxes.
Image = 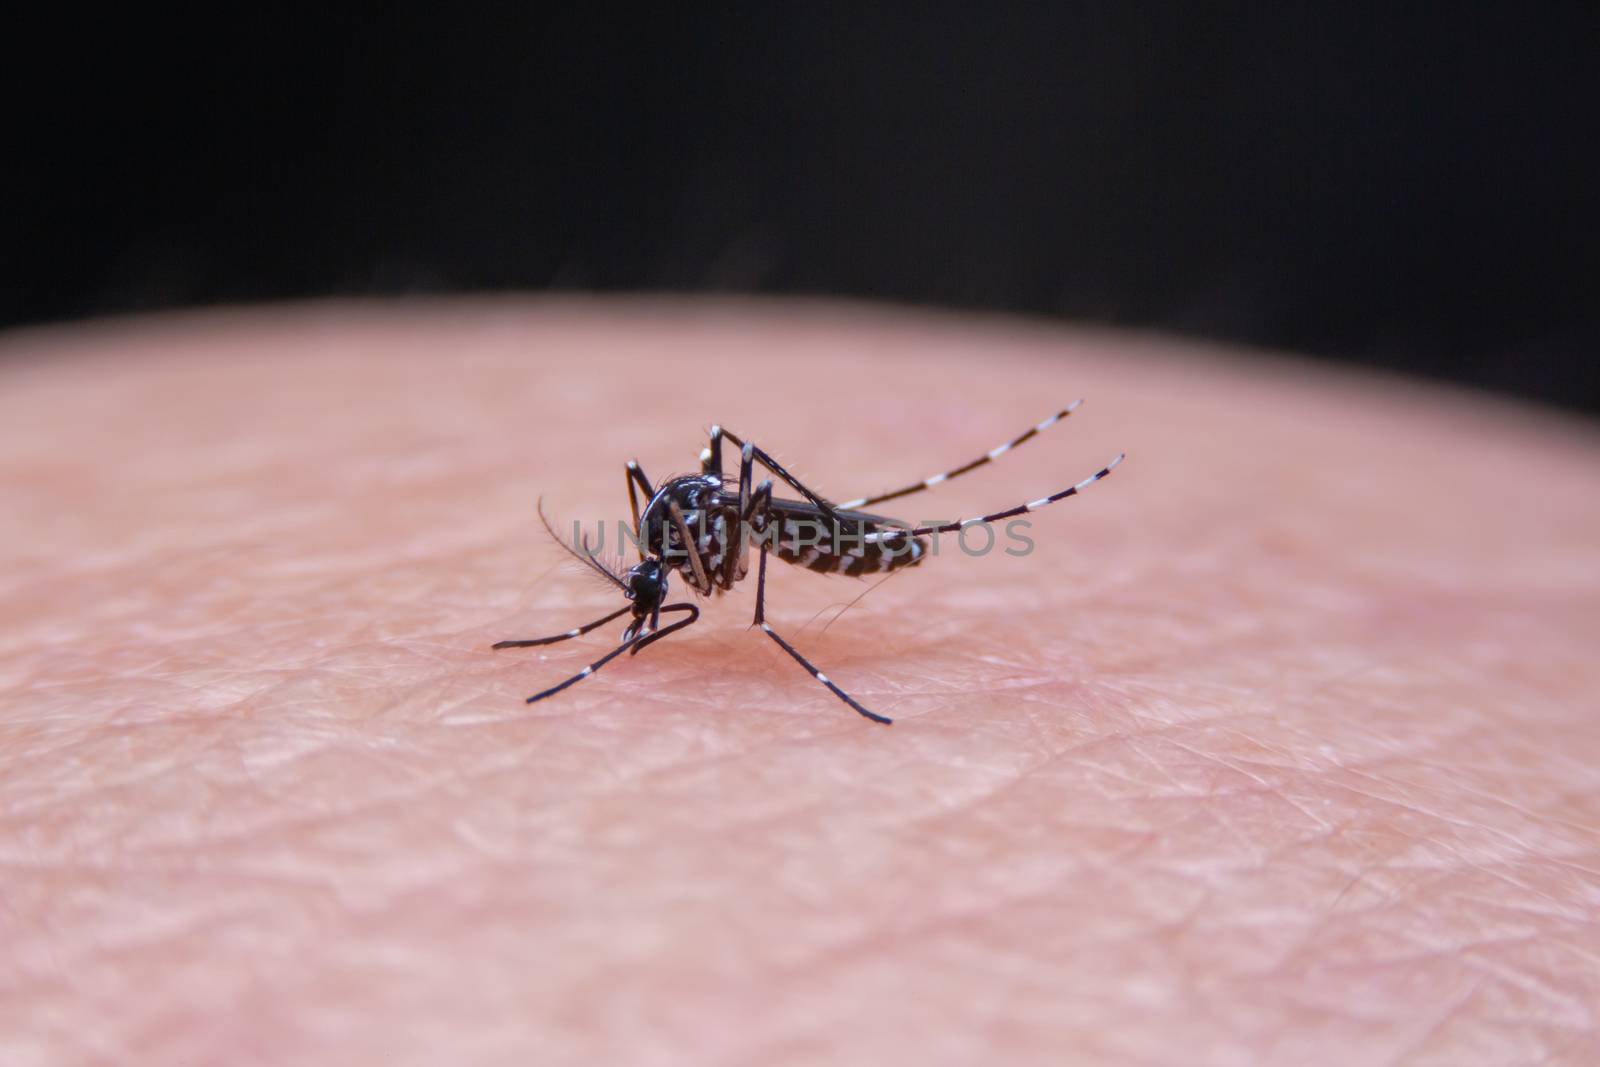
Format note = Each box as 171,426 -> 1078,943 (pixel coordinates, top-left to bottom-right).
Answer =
494,402 -> 1123,724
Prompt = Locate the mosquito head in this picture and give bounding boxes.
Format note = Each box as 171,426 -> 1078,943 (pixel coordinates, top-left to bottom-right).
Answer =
624,558 -> 668,617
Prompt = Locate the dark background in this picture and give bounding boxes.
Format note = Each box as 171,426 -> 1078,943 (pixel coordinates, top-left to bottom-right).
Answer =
9,8 -> 1598,413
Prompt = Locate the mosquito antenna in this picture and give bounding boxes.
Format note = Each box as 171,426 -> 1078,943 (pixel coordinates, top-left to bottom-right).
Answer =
537,497 -> 628,593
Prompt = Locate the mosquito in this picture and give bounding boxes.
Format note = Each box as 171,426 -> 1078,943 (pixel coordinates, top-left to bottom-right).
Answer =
493,402 -> 1124,724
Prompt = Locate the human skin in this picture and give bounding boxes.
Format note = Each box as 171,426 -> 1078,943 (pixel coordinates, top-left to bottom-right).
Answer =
1,298 -> 1597,1066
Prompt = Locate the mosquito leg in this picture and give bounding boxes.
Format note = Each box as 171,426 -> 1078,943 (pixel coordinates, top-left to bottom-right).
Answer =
666,500 -> 711,594
838,401 -> 1084,509
717,430 -> 846,521
716,431 -> 868,566
728,442 -> 753,585
750,542 -> 892,725
700,425 -> 726,478
626,600 -> 664,657
525,603 -> 699,704
737,440 -> 754,510
491,604 -> 633,649
726,442 -> 771,585
863,453 -> 1125,543
731,466 -> 772,586
629,602 -> 700,655
625,461 -> 654,559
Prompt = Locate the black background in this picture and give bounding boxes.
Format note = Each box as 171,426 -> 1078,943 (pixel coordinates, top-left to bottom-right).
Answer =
8,8 -> 1597,412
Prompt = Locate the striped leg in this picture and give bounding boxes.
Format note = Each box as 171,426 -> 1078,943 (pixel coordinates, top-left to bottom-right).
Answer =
665,499 -> 713,594
700,425 -> 726,478
521,603 -> 700,704
839,402 -> 1083,509
491,604 -> 633,650
751,541 -> 891,725
715,429 -> 849,521
732,476 -> 772,585
625,461 -> 654,559
724,440 -> 776,585
621,602 -> 656,652
863,453 -> 1124,543
630,602 -> 700,655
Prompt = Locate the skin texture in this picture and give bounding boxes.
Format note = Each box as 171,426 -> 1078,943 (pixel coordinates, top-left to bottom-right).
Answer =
2,298 -> 1598,1066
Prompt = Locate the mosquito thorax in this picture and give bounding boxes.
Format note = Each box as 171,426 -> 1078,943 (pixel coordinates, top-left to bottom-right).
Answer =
638,473 -> 734,576
639,475 -> 723,536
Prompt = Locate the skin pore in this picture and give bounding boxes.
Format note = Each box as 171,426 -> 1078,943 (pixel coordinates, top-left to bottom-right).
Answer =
2,299 -> 1597,1065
